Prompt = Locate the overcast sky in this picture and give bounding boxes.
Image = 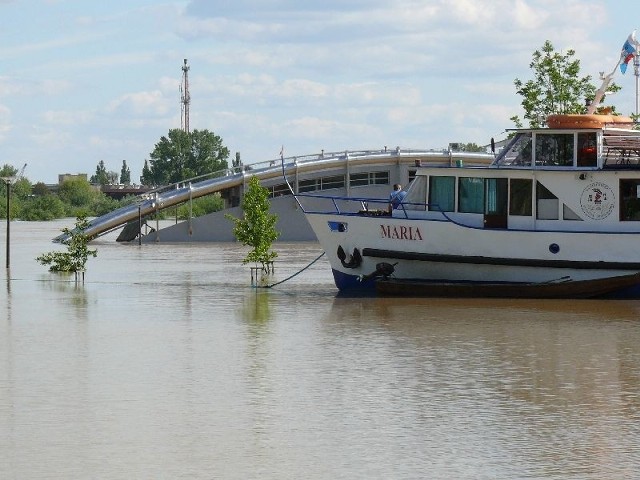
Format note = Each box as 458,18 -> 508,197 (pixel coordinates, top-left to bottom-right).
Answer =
1,0 -> 638,184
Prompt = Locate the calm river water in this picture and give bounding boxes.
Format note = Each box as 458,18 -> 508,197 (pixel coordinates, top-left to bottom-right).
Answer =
1,220 -> 640,479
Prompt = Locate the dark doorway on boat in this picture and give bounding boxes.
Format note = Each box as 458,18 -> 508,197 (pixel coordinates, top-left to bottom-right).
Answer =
483,178 -> 508,229
620,179 -> 640,221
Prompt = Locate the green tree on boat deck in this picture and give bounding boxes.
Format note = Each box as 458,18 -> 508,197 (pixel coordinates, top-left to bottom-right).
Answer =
511,40 -> 621,128
226,176 -> 279,273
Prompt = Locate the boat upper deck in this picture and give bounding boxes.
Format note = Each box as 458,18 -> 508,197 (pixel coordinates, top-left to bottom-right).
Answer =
494,117 -> 640,170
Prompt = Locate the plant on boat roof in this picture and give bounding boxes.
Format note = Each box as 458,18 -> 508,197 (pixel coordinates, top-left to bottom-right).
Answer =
36,216 -> 97,274
511,40 -> 621,128
226,175 -> 279,273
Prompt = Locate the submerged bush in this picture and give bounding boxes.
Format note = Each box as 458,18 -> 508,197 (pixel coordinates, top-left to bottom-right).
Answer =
36,217 -> 97,273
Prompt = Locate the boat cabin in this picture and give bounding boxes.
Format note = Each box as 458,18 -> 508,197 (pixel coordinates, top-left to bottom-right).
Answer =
399,118 -> 640,231
494,126 -> 640,169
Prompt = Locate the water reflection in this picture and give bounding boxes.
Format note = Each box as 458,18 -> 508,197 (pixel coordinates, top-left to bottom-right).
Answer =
242,289 -> 272,326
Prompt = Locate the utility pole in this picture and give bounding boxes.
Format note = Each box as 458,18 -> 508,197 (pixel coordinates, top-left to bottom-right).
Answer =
2,163 -> 26,269
180,59 -> 191,133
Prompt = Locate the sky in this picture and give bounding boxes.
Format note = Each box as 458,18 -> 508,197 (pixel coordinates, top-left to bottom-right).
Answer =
1,0 -> 639,184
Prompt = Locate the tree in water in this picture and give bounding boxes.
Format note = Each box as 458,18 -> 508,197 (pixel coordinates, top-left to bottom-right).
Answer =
36,217 -> 97,276
511,40 -> 620,128
226,176 -> 279,274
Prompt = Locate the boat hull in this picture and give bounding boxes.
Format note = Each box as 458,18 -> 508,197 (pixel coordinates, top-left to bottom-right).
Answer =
375,273 -> 640,299
306,212 -> 640,298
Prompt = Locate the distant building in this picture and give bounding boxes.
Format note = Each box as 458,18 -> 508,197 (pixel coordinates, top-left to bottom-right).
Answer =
58,173 -> 88,184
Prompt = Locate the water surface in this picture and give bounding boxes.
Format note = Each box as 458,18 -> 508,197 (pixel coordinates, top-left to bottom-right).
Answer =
1,220 -> 639,479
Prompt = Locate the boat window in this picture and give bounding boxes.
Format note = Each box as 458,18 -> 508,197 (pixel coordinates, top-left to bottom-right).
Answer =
403,175 -> 427,210
620,179 -> 640,221
563,204 -> 582,221
509,179 -> 532,216
429,176 -> 455,212
493,133 -> 532,166
536,181 -> 559,219
458,177 -> 484,213
577,132 -> 597,167
535,133 -> 574,166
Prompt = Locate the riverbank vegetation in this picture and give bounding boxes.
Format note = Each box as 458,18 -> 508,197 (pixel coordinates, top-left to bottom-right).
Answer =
0,128 -> 230,222
0,173 -> 225,222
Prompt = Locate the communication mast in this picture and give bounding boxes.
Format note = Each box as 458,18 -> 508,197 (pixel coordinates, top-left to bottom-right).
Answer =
180,58 -> 191,133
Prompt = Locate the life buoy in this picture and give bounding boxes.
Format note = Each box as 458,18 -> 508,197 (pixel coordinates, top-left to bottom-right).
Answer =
547,114 -> 634,129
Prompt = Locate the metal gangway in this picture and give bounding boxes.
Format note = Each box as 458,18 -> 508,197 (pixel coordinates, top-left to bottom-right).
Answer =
53,147 -> 493,243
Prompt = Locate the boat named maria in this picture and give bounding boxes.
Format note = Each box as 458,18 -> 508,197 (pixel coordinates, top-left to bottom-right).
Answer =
294,112 -> 640,298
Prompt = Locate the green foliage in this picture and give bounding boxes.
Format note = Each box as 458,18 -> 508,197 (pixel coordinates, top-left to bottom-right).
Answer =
120,160 -> 131,184
459,143 -> 486,153
57,178 -> 118,217
141,128 -> 230,186
141,159 -> 152,185
90,160 -> 109,185
513,40 -> 596,128
58,178 -> 99,207
0,164 -> 18,178
176,193 -> 224,219
36,217 -> 97,273
32,182 -> 49,196
20,195 -> 66,220
226,176 -> 279,270
0,174 -> 143,221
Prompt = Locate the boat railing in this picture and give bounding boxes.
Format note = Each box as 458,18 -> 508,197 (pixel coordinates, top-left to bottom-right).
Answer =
603,134 -> 640,167
294,192 -> 435,217
294,192 -> 498,231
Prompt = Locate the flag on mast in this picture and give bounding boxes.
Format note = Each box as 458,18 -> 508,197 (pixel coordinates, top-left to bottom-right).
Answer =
620,31 -> 638,74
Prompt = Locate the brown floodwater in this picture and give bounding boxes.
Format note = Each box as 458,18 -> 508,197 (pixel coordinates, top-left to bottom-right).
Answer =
1,220 -> 639,479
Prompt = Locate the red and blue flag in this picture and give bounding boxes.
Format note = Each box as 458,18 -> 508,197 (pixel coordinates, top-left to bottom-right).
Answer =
620,31 -> 638,74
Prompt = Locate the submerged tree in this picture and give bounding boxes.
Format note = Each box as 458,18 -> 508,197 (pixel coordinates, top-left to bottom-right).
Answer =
36,217 -> 97,275
511,40 -> 607,128
226,176 -> 279,273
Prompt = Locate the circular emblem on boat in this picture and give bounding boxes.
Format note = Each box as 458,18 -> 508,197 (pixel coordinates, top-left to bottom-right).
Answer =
580,182 -> 614,220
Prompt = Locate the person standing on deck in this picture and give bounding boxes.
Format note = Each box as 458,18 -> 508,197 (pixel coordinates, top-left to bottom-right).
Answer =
389,183 -> 407,212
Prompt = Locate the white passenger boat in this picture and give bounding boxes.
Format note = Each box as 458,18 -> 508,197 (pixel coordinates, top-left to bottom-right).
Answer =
295,114 -> 640,298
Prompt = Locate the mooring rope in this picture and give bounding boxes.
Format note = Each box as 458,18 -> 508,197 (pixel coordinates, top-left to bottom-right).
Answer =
256,251 -> 326,289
